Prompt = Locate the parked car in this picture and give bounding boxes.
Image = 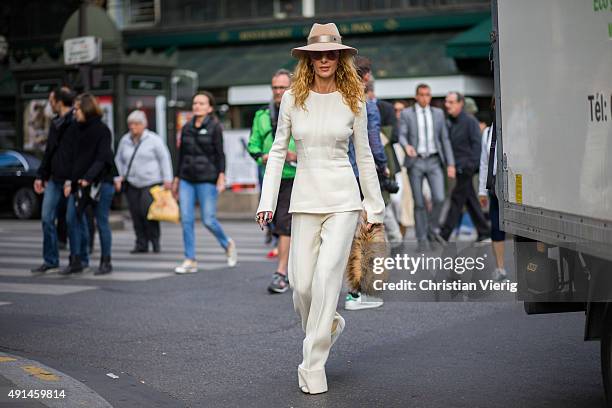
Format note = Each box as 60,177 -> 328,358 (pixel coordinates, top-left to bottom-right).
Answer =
0,150 -> 42,219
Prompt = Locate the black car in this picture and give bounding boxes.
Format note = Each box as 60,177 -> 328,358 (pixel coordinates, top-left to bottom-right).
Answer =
0,150 -> 42,219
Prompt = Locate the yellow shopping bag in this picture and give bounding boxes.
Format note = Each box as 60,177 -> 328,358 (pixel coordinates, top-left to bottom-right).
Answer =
147,185 -> 180,223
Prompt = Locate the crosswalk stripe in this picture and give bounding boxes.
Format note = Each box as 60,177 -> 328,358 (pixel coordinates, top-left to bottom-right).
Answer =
0,255 -> 268,267
0,302 -> 11,306
0,233 -> 269,243
0,282 -> 97,295
47,271 -> 174,281
0,241 -> 272,251
0,269 -> 174,281
0,244 -> 274,256
0,257 -> 240,274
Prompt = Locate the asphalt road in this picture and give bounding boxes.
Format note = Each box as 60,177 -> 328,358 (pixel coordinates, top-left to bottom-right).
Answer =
0,218 -> 603,407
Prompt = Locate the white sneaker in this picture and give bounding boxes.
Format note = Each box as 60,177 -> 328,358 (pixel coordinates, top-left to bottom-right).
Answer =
175,259 -> 198,274
345,292 -> 384,310
493,267 -> 508,281
226,239 -> 237,267
331,314 -> 345,347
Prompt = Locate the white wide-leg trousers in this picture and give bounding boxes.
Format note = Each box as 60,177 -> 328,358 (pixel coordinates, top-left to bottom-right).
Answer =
288,211 -> 360,394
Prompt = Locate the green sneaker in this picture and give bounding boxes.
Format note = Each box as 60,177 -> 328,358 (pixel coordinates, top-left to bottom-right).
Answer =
345,292 -> 383,311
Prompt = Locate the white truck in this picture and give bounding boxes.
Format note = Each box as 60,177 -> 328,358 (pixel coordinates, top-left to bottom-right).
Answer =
492,0 -> 612,404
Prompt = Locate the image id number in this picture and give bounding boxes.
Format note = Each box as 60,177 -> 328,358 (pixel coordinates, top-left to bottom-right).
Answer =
8,389 -> 66,399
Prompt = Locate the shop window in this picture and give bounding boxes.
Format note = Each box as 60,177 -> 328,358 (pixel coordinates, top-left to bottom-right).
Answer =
160,0 -> 301,26
314,0 -> 489,14
23,99 -> 50,154
108,0 -> 159,28
0,111 -> 16,150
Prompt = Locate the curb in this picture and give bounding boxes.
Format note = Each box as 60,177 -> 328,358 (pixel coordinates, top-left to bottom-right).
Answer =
0,352 -> 113,408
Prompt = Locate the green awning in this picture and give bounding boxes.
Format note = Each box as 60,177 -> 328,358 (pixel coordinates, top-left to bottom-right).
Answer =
446,17 -> 492,59
178,31 -> 461,88
127,12 -> 489,49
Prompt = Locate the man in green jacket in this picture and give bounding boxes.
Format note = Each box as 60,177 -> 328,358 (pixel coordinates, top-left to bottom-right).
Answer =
248,69 -> 296,294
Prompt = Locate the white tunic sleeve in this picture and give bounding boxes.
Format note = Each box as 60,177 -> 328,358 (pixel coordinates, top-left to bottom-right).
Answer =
256,92 -> 292,215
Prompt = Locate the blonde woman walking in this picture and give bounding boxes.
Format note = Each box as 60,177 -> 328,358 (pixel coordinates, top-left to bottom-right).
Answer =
256,23 -> 384,395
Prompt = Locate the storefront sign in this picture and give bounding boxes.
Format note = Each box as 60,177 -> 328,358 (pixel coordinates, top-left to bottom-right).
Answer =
21,79 -> 61,97
128,76 -> 164,94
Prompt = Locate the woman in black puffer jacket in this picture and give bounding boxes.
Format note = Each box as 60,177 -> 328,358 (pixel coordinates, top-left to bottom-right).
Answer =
172,91 -> 237,274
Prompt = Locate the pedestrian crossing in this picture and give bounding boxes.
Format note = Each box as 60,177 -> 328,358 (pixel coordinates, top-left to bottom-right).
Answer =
0,217 -> 276,299
0,282 -> 97,295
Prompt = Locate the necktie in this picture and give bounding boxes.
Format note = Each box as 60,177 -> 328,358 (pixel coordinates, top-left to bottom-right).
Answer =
423,108 -> 431,156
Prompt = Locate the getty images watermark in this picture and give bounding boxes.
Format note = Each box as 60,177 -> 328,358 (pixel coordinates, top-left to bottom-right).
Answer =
371,253 -> 517,295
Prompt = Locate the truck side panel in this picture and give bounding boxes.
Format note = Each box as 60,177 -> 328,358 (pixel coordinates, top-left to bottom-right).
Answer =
496,0 -> 612,221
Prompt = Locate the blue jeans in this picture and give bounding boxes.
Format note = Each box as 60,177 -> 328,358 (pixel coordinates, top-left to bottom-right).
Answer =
94,182 -> 114,258
41,180 -> 64,266
67,194 -> 89,266
179,179 -> 230,260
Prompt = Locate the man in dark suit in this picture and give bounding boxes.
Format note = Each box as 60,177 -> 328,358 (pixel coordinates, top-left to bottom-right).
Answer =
435,91 -> 490,244
398,83 -> 455,251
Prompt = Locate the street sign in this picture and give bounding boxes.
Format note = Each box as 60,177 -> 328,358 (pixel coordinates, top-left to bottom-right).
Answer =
64,36 -> 102,65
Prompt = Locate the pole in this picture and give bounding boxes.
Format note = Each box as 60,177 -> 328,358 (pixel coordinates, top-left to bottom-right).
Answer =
78,1 -> 87,36
78,0 -> 90,91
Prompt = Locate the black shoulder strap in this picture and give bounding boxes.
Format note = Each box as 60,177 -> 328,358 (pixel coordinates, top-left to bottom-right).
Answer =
125,139 -> 143,180
485,125 -> 497,191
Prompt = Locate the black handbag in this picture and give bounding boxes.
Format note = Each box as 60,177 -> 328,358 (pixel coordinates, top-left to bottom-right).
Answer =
89,182 -> 102,201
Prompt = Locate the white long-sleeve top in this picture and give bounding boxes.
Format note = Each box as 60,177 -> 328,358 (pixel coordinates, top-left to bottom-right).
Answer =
478,126 -> 496,196
256,90 -> 385,224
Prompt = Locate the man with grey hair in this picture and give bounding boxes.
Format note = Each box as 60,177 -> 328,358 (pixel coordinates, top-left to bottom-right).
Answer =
248,69 -> 295,294
434,92 -> 489,244
115,110 -> 173,253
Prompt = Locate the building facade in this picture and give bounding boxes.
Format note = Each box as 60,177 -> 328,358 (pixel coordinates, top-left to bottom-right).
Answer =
0,0 -> 492,149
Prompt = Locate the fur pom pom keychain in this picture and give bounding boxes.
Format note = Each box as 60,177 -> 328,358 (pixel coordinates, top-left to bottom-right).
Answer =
345,211 -> 389,295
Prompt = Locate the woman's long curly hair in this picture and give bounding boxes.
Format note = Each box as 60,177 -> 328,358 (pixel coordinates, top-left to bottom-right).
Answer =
291,50 -> 364,115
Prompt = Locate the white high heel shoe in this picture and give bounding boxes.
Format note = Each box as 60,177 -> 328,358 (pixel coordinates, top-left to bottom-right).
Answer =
330,314 -> 345,347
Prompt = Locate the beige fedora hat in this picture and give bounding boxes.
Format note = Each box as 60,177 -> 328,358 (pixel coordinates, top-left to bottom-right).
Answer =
291,23 -> 357,58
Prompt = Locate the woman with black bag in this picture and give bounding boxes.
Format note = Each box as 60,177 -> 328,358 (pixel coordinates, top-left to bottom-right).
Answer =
62,93 -> 115,275
114,110 -> 173,254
